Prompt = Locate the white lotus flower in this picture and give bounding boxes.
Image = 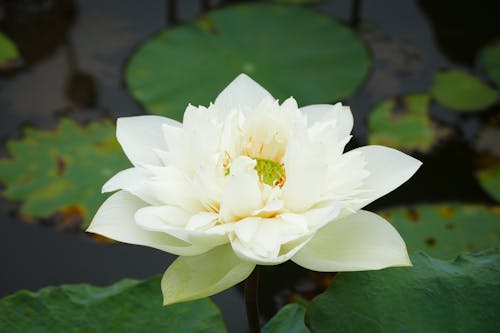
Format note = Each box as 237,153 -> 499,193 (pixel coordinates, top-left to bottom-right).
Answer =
88,74 -> 421,305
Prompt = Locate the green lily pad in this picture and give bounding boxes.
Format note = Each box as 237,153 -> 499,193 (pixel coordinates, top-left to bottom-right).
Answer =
0,119 -> 129,229
378,204 -> 500,259
0,275 -> 227,332
477,164 -> 500,203
262,303 -> 309,333
0,32 -> 20,67
431,70 -> 498,111
368,93 -> 436,152
126,3 -> 370,120
475,116 -> 500,203
480,42 -> 500,88
307,250 -> 500,332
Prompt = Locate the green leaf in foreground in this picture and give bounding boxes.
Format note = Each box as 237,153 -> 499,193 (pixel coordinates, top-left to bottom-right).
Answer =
0,32 -> 20,66
307,251 -> 500,333
0,275 -> 226,333
263,303 -> 309,333
126,3 -> 370,120
368,93 -> 436,152
0,118 -> 129,229
378,204 -> 500,260
480,42 -> 500,88
431,70 -> 498,111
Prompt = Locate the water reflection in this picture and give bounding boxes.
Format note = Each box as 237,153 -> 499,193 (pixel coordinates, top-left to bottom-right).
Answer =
0,0 -> 74,67
418,0 -> 500,65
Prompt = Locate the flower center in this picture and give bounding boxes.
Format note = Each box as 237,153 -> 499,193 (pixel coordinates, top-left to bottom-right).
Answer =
253,157 -> 285,187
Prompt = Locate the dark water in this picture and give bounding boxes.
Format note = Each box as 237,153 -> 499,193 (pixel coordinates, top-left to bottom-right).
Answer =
0,0 -> 498,332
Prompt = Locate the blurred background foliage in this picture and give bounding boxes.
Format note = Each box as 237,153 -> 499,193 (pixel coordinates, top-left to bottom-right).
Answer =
0,0 -> 499,332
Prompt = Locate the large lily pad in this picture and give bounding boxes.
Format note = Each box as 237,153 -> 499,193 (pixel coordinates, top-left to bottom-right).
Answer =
0,32 -> 20,68
0,275 -> 226,332
0,118 -> 129,229
307,251 -> 500,332
378,204 -> 500,259
262,303 -> 309,333
126,3 -> 370,120
431,70 -> 498,111
480,42 -> 500,88
368,93 -> 436,152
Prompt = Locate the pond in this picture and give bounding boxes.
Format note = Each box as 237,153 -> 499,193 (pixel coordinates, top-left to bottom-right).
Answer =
1,0 -> 499,332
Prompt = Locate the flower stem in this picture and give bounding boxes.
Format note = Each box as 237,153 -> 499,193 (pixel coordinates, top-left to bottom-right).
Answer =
244,266 -> 261,333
